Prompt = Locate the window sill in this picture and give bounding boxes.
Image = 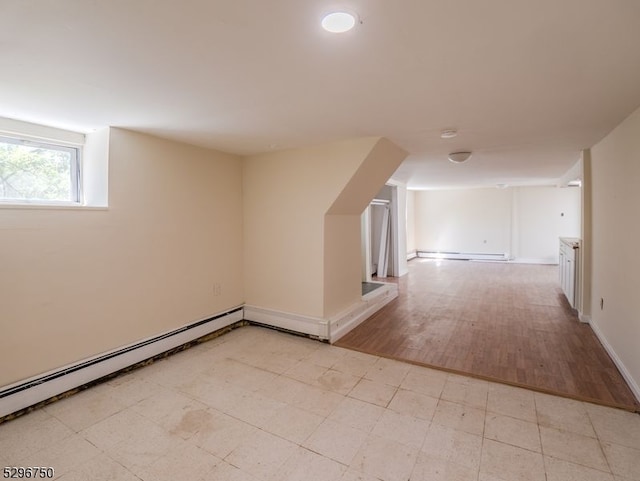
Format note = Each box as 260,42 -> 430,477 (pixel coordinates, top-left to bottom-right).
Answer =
0,203 -> 108,211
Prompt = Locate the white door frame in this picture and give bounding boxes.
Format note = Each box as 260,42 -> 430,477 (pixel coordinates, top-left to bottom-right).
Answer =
361,207 -> 372,282
362,182 -> 406,279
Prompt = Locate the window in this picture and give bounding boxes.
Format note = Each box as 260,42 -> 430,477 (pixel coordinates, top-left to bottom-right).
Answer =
0,135 -> 81,204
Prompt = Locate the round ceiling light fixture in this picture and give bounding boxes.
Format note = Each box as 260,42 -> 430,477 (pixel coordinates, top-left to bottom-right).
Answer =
448,151 -> 472,163
321,12 -> 357,33
440,129 -> 458,139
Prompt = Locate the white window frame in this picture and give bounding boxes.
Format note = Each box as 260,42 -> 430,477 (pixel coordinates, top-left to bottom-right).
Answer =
0,134 -> 82,206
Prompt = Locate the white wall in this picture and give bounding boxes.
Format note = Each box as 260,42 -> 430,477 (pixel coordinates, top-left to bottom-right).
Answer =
413,186 -> 580,263
512,186 -> 581,263
391,182 -> 409,276
558,187 -> 582,238
590,105 -> 640,399
369,204 -> 387,274
414,188 -> 512,255
366,182 -> 409,277
406,189 -> 416,255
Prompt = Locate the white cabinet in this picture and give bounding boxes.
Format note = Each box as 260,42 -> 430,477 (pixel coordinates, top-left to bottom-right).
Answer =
559,238 -> 580,309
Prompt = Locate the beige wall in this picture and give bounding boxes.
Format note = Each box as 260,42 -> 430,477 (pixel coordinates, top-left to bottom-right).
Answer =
0,128 -> 244,387
242,138 -> 378,318
590,106 -> 640,393
243,137 -> 406,319
325,140 -> 408,316
323,215 -> 362,317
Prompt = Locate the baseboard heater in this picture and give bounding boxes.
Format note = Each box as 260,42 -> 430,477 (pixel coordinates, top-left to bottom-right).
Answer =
417,251 -> 509,261
0,307 -> 244,420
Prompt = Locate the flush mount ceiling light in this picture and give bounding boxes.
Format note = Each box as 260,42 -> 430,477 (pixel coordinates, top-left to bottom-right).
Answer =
440,129 -> 458,139
448,151 -> 472,163
321,12 -> 356,33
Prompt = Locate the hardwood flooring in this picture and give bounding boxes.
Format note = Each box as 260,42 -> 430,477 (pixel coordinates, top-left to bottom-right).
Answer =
336,259 -> 639,411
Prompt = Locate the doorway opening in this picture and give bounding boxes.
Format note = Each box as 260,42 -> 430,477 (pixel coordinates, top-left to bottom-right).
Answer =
361,183 -> 405,287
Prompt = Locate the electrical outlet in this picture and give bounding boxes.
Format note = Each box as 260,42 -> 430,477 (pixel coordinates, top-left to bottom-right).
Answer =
600,298 -> 604,310
213,283 -> 222,296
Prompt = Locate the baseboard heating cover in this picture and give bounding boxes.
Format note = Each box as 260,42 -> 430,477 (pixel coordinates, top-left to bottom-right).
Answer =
243,305 -> 329,340
417,251 -> 508,261
0,307 -> 244,419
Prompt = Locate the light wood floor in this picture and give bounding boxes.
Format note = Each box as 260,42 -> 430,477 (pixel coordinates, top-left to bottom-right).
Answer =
337,259 -> 639,411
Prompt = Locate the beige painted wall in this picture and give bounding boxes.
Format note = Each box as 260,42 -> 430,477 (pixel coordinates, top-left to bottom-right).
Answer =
324,140 -> 407,316
243,137 -> 406,319
0,128 -> 243,387
323,215 -> 362,317
243,138 -> 380,318
590,106 -> 640,393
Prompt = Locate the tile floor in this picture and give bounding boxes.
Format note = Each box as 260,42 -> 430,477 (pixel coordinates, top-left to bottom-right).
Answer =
1,325 -> 640,481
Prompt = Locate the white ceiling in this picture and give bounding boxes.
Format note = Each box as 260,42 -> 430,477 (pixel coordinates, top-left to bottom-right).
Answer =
2,1 -> 640,189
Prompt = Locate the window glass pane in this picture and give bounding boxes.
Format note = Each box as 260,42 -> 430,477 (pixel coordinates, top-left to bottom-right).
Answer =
0,137 -> 78,202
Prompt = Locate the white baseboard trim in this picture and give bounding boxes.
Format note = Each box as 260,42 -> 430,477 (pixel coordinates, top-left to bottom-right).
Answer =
0,307 -> 244,419
509,257 -> 558,265
578,312 -> 591,324
589,320 -> 640,405
243,305 -> 329,340
329,283 -> 398,343
417,251 -> 508,261
407,250 -> 417,260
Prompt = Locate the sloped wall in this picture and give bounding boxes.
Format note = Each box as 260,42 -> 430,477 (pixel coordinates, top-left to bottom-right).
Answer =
243,137 -> 406,321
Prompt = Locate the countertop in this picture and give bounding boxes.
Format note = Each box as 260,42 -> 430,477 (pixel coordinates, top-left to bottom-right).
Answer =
560,237 -> 581,248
